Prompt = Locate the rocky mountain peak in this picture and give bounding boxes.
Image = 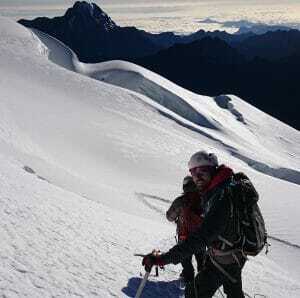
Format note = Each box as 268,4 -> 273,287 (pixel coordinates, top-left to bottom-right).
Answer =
65,1 -> 117,31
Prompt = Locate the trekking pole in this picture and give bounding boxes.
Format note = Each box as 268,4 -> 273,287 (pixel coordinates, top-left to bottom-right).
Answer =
135,270 -> 150,298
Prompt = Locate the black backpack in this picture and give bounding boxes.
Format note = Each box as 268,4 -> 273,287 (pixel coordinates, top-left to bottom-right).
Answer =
231,172 -> 268,256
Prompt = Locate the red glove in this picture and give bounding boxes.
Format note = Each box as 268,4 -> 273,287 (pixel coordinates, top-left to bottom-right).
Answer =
142,252 -> 165,272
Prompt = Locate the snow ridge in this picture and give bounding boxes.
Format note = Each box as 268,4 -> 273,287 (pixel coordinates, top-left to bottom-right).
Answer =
31,28 -> 300,186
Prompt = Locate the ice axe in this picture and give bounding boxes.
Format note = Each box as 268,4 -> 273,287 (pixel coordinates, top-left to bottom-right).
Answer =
134,271 -> 150,298
135,254 -> 159,277
134,250 -> 162,297
134,250 -> 161,277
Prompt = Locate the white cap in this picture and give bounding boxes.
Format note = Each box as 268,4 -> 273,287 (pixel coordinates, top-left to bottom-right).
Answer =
188,150 -> 218,170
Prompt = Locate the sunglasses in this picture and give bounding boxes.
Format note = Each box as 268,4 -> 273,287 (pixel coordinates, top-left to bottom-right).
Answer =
189,166 -> 215,177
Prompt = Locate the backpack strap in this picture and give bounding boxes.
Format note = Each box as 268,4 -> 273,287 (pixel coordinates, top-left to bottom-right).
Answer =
207,246 -> 248,283
218,235 -> 234,247
207,248 -> 238,283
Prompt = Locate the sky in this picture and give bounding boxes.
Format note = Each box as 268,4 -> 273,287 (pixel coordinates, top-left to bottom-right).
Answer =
0,0 -> 300,34
1,0 -> 300,33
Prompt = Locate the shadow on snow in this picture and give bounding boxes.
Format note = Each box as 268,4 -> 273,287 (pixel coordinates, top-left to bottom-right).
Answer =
122,276 -> 184,297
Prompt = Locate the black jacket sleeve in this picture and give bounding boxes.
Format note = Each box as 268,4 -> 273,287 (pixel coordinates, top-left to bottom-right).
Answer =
162,188 -> 231,265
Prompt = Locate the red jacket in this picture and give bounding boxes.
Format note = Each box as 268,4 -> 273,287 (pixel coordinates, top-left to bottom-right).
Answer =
167,191 -> 203,241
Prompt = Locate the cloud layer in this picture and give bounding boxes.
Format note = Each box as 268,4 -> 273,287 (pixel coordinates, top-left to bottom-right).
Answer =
2,0 -> 300,33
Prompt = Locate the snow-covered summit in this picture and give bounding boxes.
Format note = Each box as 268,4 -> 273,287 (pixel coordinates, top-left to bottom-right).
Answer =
1,18 -> 300,297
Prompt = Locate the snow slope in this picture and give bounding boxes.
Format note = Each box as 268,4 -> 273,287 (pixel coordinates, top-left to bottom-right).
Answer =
33,28 -> 300,185
0,18 -> 300,297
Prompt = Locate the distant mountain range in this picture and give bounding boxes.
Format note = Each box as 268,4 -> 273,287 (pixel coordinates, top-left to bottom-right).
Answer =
135,37 -> 300,130
18,1 -> 300,130
236,24 -> 292,35
18,1 -> 253,62
199,18 -> 293,35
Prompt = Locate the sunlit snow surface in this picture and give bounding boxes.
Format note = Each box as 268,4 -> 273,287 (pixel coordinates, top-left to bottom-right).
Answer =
0,18 -> 300,297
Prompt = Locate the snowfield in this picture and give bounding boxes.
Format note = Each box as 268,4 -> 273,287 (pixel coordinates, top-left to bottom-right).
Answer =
0,18 -> 300,297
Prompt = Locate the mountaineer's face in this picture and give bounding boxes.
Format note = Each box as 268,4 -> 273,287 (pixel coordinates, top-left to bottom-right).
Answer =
190,166 -> 213,191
